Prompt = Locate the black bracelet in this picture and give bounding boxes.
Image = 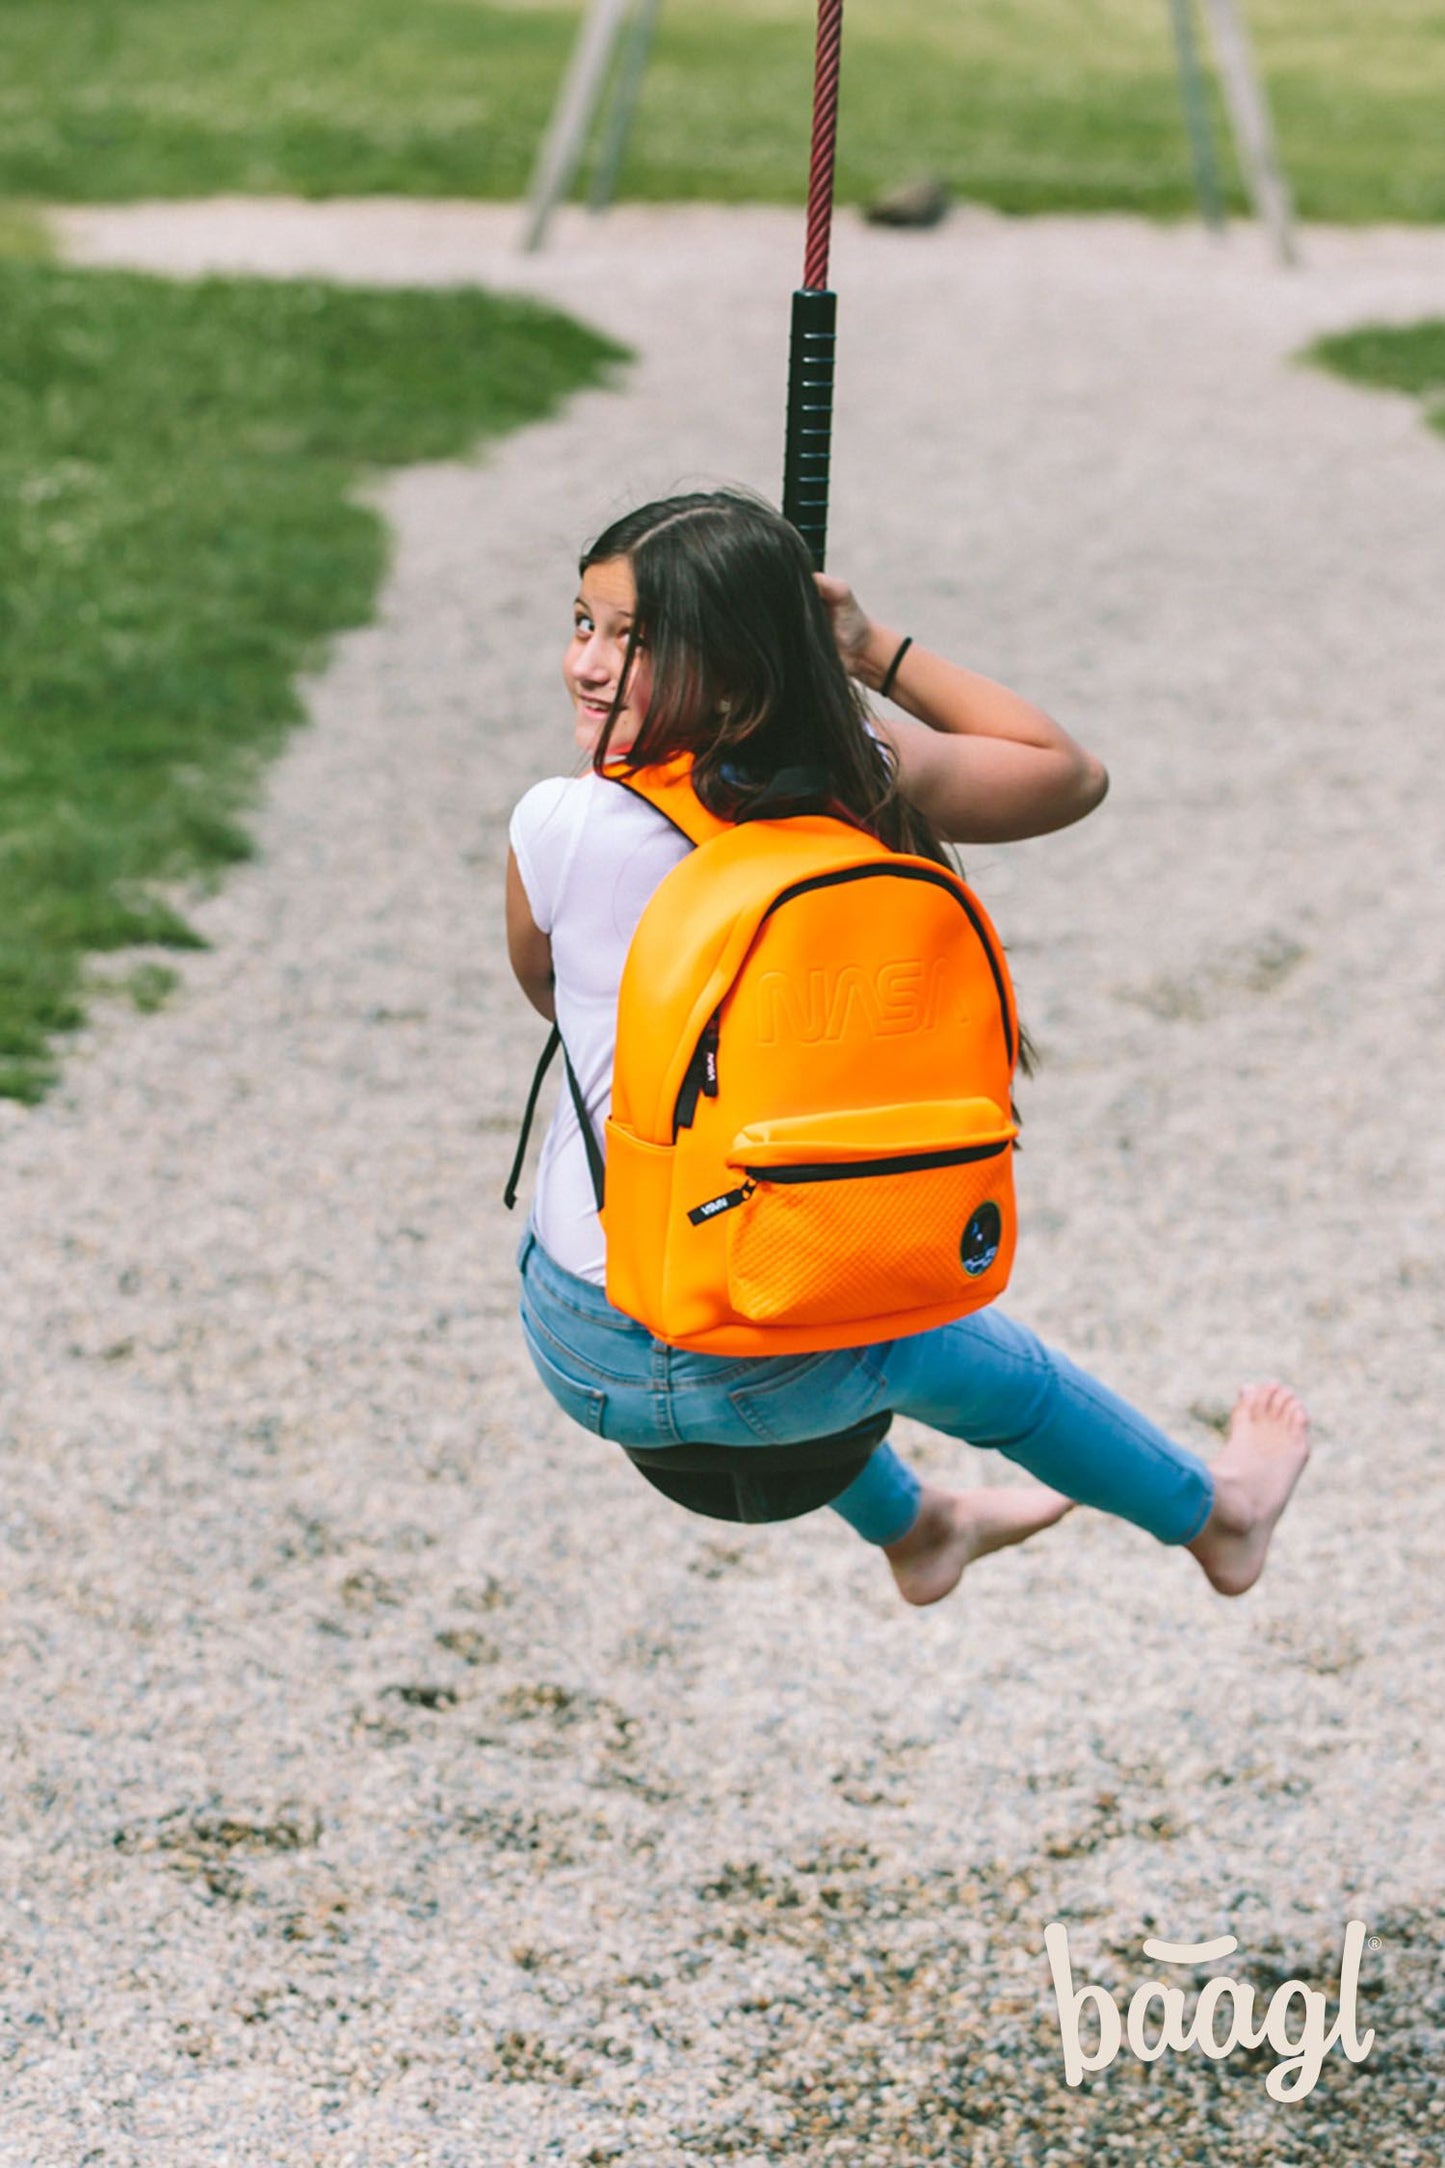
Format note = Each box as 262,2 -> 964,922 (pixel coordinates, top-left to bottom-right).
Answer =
878,635 -> 913,701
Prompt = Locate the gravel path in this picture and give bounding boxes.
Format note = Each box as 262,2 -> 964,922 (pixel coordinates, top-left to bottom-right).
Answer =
5,199 -> 1445,2163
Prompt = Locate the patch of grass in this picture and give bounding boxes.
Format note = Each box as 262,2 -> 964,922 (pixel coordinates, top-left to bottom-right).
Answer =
0,264 -> 623,1101
0,0 -> 1442,223
1307,320 -> 1445,435
124,962 -> 183,1014
0,199 -> 51,261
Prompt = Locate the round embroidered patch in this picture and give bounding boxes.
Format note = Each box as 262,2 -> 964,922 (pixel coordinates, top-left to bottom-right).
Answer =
960,1201 -> 1002,1277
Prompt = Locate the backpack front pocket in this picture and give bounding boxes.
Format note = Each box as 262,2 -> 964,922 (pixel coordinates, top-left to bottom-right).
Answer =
704,1101 -> 1017,1329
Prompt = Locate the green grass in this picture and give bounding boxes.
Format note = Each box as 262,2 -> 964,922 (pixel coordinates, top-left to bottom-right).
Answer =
0,0 -> 1442,223
0,265 -> 622,1101
1307,321 -> 1445,434
0,198 -> 51,261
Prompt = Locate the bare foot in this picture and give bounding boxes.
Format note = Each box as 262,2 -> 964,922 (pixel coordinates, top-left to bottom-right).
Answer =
884,1483 -> 1074,1608
1188,1382 -> 1310,1596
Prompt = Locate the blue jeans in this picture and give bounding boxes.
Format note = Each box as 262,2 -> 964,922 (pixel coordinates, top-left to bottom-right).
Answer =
517,1226 -> 1213,1549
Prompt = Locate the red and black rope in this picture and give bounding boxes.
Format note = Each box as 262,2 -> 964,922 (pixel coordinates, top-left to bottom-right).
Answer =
802,0 -> 844,291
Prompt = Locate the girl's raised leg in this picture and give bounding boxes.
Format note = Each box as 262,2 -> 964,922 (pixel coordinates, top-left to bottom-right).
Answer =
856,1311 -> 1308,1601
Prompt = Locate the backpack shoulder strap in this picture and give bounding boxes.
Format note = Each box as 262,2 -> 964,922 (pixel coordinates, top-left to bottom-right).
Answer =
600,752 -> 733,846
502,1023 -> 606,1212
503,1022 -> 559,1210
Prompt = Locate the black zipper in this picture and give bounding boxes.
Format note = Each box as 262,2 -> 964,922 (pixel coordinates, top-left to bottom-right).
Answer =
744,1139 -> 1010,1185
674,1011 -> 721,1134
758,863 -> 1015,1067
687,1137 -> 1010,1223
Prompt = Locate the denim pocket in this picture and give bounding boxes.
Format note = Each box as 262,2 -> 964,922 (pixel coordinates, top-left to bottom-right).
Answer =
726,1347 -> 882,1445
521,1323 -> 608,1435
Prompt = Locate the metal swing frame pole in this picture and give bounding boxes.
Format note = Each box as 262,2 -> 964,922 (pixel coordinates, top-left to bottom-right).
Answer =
781,0 -> 845,572
522,0 -> 633,253
588,0 -> 663,213
1196,0 -> 1297,265
1168,0 -> 1226,234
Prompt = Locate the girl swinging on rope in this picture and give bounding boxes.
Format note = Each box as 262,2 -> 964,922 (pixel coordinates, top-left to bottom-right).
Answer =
505,490 -> 1308,1606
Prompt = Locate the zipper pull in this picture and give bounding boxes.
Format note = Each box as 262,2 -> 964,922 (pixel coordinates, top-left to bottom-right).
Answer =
673,1010 -> 722,1135
687,1178 -> 755,1227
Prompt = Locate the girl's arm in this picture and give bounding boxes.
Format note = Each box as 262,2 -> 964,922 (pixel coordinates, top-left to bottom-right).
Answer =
506,849 -> 557,1021
817,577 -> 1108,844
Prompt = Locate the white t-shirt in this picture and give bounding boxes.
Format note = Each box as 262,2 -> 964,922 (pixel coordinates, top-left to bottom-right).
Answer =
509,772 -> 691,1283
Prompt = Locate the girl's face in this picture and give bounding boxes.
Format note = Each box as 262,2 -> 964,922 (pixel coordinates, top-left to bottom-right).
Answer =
565,556 -> 651,759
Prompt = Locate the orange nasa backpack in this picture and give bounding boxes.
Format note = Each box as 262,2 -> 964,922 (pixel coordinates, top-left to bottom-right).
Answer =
576,752 -> 1021,1355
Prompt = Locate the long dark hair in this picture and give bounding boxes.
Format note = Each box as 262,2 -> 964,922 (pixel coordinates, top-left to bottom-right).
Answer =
582,489 -> 948,867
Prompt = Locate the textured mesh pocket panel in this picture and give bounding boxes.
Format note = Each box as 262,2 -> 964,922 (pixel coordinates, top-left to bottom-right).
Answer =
726,1155 -> 1013,1327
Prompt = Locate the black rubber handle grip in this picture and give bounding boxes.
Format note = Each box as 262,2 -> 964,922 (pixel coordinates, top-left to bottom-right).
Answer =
782,286 -> 837,572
